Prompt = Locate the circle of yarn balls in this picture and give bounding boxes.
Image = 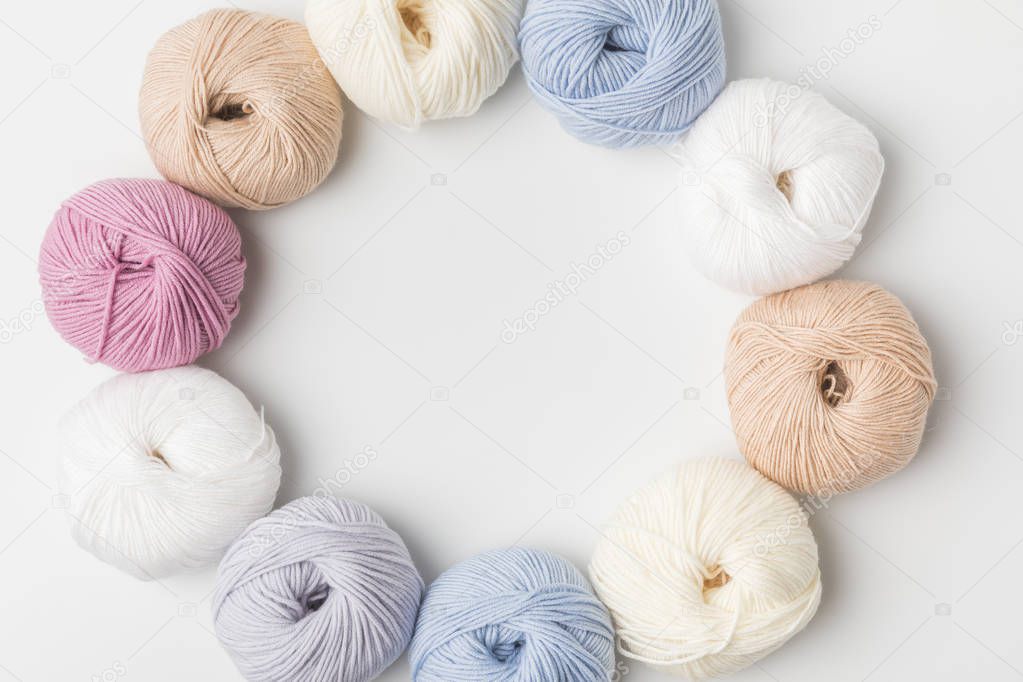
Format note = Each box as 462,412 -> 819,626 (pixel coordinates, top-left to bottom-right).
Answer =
38,178 -> 244,372
410,547 -> 615,681
140,9 -> 343,210
725,280 -> 937,496
677,78 -> 885,295
213,496 -> 423,682
589,457 -> 822,679
306,0 -> 524,128
57,365 -> 281,580
518,0 -> 726,148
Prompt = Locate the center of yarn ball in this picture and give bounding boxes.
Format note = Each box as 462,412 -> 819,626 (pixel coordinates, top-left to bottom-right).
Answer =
775,170 -> 794,202
399,0 -> 431,47
213,100 -> 254,122
702,565 -> 730,593
820,361 -> 851,407
303,584 -> 330,614
491,636 -> 525,663
147,448 -> 172,468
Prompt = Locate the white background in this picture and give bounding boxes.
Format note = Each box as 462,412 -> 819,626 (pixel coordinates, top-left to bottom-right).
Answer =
1,0 -> 1022,680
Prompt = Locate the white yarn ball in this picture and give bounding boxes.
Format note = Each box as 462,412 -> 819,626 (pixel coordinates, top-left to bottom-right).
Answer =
589,457 -> 822,679
57,366 -> 281,580
305,0 -> 524,128
677,78 -> 884,295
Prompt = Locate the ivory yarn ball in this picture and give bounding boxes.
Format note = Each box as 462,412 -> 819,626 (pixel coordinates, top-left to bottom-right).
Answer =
305,0 -> 524,128
213,496 -> 423,682
410,547 -> 615,681
589,457 -> 822,679
57,366 -> 281,580
140,9 -> 343,210
38,178 -> 244,373
677,78 -> 884,295
519,0 -> 726,148
725,280 -> 936,495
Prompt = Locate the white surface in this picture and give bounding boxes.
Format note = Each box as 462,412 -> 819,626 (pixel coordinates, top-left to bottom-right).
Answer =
1,1 -> 1022,680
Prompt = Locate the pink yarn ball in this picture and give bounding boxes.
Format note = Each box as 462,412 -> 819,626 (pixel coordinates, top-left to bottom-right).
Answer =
39,179 -> 245,372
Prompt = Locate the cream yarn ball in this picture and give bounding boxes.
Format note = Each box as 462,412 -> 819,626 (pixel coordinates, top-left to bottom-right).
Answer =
57,366 -> 281,580
305,0 -> 524,127
676,78 -> 884,295
140,9 -> 344,210
725,280 -> 936,496
589,457 -> 821,679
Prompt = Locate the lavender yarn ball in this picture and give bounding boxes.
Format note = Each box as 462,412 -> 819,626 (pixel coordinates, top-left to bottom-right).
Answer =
212,496 -> 424,682
409,547 -> 616,681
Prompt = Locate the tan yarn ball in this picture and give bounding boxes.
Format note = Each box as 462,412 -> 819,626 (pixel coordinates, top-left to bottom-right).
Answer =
725,280 -> 936,496
140,9 -> 343,210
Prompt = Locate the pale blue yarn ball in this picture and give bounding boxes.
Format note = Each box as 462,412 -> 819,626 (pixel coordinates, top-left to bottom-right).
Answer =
409,547 -> 616,681
519,0 -> 727,148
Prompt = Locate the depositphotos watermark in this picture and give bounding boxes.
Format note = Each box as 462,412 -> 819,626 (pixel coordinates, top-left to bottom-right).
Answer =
753,451 -> 880,558
311,446 -> 379,498
608,658 -> 631,682
90,661 -> 126,682
0,299 -> 46,344
1002,319 -> 1022,345
753,15 -> 883,128
245,446 -> 379,558
266,15 -> 378,117
501,231 -> 632,344
5,255 -> 103,344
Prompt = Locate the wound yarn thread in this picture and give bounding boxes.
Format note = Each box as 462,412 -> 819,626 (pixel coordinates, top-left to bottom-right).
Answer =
213,496 -> 424,682
725,280 -> 937,495
676,78 -> 885,295
140,9 -> 344,210
306,0 -> 525,128
519,0 -> 727,148
409,547 -> 616,681
57,366 -> 281,580
589,457 -> 822,679
38,178 -> 244,373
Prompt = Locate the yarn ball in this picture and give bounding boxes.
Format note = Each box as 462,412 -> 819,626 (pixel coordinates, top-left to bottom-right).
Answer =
677,78 -> 885,295
306,0 -> 524,128
410,547 -> 615,681
725,280 -> 937,496
589,457 -> 822,679
519,0 -> 726,148
38,178 -> 244,373
140,9 -> 343,210
213,496 -> 423,682
57,365 -> 281,580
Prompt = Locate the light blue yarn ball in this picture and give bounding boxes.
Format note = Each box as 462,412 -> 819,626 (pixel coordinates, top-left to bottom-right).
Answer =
409,547 -> 616,681
519,0 -> 727,148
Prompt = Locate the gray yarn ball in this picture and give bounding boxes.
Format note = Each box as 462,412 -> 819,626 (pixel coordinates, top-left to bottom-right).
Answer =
212,496 -> 424,681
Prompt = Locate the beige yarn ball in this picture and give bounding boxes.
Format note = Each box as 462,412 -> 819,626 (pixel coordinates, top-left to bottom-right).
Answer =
725,280 -> 936,496
140,9 -> 343,210
589,457 -> 822,679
